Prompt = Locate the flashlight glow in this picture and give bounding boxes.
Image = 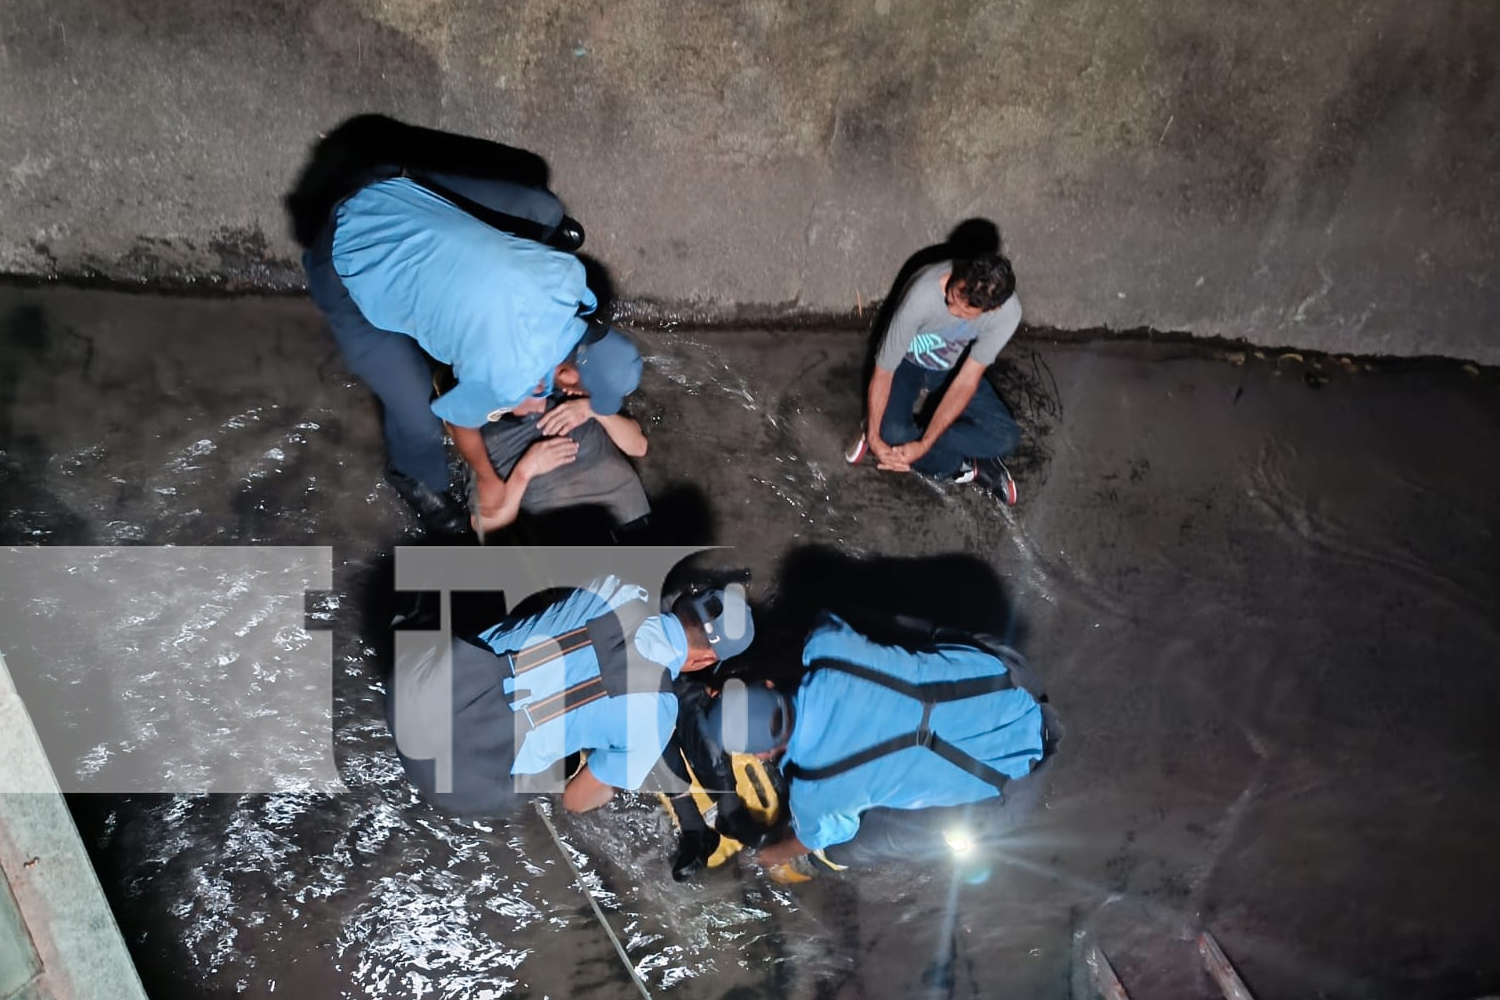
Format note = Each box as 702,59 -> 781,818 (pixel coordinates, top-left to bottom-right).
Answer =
943,828 -> 976,855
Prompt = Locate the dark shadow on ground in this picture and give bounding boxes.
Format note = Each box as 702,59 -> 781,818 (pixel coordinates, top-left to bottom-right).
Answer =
715,545 -> 1020,688
0,304 -> 91,543
283,114 -> 552,249
577,253 -> 619,324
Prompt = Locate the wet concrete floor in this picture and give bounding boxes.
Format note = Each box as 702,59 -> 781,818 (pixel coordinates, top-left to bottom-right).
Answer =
2,286 -> 1499,1000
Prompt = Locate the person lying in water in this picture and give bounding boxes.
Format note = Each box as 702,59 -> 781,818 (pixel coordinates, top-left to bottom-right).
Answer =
708,612 -> 1051,867
386,575 -> 753,815
457,349 -> 653,540
659,674 -> 782,881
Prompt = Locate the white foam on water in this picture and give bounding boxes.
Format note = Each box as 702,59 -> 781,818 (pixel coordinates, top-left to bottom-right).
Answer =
76,743 -> 112,777
222,407 -> 269,430
173,438 -> 216,467
337,872 -> 531,999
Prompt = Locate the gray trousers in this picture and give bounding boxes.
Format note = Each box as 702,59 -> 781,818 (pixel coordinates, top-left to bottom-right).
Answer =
477,408 -> 650,527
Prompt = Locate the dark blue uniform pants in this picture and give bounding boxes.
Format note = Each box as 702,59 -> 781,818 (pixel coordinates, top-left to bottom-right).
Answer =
387,635 -> 525,816
302,169 -> 567,495
879,359 -> 1020,479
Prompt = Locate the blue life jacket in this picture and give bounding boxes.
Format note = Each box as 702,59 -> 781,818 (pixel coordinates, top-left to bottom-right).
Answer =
497,596 -> 668,734
784,624 -> 1056,795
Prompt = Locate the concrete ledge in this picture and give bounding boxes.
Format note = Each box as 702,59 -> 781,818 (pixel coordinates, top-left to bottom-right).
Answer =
0,654 -> 147,1000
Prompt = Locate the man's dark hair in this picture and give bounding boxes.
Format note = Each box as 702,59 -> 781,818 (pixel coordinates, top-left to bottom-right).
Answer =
949,253 -> 1016,312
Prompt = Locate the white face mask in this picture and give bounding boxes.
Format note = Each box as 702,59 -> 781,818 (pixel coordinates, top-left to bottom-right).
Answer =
632,615 -> 689,671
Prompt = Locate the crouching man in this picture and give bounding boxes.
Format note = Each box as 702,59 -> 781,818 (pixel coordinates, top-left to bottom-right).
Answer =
709,613 -> 1052,867
851,253 -> 1024,504
387,575 -> 753,815
299,143 -> 642,536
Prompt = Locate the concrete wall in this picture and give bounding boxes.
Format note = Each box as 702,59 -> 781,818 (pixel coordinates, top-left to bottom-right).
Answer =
1,0 -> 1497,361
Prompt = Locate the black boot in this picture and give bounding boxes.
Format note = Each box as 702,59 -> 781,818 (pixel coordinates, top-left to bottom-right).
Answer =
609,513 -> 654,545
671,827 -> 721,882
385,469 -> 473,540
548,215 -> 585,252
715,803 -> 776,850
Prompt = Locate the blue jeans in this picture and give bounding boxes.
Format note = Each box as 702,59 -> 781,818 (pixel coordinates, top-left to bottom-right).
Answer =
879,360 -> 1020,478
304,220 -> 452,493
302,168 -> 567,494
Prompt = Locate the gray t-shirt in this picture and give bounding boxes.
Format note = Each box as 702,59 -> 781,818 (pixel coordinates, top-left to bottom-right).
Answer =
875,263 -> 1022,372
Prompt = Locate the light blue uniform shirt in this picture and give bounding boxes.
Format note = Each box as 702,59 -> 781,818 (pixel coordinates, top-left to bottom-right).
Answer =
332,177 -> 598,427
478,578 -> 687,791
785,614 -> 1044,851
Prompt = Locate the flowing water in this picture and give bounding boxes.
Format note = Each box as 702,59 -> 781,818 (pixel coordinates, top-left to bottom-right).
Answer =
3,288 -> 1499,999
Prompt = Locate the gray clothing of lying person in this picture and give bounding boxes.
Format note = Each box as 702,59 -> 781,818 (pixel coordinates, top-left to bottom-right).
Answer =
466,392 -> 651,539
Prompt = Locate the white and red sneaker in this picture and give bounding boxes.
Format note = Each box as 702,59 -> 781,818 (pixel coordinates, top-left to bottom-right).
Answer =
974,457 -> 1019,505
845,432 -> 869,465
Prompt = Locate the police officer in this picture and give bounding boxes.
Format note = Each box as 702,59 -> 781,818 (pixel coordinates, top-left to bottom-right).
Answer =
299,127 -> 642,536
709,612 -> 1050,867
387,576 -> 754,815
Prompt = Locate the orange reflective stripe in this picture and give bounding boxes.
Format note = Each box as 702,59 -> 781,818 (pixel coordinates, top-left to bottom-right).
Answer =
512,626 -> 592,674
526,676 -> 608,727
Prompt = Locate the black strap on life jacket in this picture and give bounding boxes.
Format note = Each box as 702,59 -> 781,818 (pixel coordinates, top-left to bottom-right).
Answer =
399,167 -> 556,246
780,656 -> 1032,794
503,598 -> 666,732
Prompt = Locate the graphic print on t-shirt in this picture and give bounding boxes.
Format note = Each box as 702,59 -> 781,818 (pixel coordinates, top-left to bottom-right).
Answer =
907,323 -> 975,371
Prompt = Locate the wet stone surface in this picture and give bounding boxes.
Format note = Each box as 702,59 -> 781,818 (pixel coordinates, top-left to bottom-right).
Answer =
2,286 -> 1499,1000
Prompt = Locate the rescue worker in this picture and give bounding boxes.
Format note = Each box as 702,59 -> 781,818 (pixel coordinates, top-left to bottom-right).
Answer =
386,576 -> 754,815
708,612 -> 1051,866
297,123 -> 642,535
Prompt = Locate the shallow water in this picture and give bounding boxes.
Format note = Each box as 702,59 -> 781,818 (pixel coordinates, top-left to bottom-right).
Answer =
3,288 -> 1500,999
